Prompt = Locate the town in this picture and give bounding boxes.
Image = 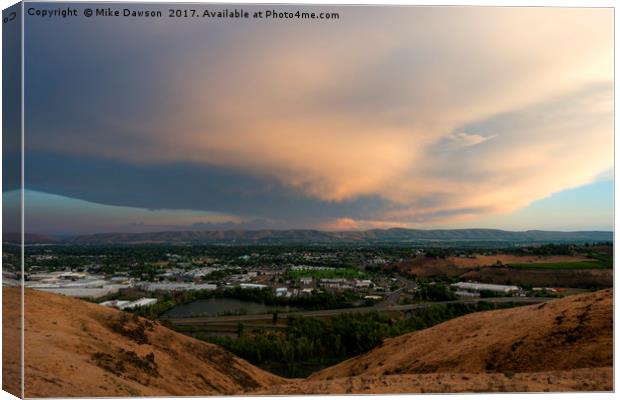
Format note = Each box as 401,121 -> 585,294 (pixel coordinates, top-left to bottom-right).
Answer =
4,242 -> 610,315
2,241 -> 612,379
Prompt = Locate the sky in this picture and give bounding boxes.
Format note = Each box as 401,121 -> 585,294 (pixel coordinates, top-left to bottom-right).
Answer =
5,5 -> 614,234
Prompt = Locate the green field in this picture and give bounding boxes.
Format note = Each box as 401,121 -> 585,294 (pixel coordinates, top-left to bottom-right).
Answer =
509,258 -> 612,270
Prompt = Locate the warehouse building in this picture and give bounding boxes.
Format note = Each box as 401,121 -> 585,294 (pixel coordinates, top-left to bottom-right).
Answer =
451,281 -> 521,296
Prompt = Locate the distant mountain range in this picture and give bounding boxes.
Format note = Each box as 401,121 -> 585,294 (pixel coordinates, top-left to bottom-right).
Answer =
5,228 -> 613,245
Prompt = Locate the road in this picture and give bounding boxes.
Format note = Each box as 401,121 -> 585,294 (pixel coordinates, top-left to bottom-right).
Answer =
165,296 -> 555,326
376,287 -> 405,307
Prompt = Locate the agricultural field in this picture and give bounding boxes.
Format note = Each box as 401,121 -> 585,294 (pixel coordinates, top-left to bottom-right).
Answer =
391,245 -> 613,288
508,261 -> 609,270
459,267 -> 613,289
508,253 -> 612,270
393,254 -> 598,278
451,254 -> 595,268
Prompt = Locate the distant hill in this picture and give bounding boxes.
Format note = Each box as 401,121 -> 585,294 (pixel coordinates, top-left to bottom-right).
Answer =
3,232 -> 60,244
13,228 -> 613,245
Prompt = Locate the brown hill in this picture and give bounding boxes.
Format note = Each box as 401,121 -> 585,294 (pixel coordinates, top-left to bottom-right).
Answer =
2,288 -> 21,397
60,228 -> 612,245
310,289 -> 612,381
5,288 -> 613,396
7,288 -> 286,397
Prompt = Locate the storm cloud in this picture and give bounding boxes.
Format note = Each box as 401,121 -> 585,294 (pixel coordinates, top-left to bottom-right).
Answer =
19,5 -> 613,232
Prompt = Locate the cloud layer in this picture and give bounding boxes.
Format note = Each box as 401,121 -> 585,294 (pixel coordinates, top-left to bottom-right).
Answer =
22,6 -> 613,230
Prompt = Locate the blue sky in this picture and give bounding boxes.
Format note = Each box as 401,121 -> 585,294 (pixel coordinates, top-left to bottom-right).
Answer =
4,5 -> 613,234
447,179 -> 613,231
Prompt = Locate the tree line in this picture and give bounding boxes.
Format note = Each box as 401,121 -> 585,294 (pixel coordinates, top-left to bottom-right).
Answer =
201,301 -> 519,378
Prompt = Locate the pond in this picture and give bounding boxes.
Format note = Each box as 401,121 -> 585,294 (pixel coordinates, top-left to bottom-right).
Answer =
163,297 -> 293,318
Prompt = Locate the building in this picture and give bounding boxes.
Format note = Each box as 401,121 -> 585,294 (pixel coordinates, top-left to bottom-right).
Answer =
126,297 -> 158,309
299,277 -> 313,285
28,271 -> 91,282
99,299 -> 132,309
100,298 -> 158,310
355,279 -> 373,288
451,282 -> 520,295
454,290 -> 480,298
138,282 -> 217,292
320,278 -> 347,284
239,283 -> 268,290
25,272 -> 130,299
109,276 -> 132,284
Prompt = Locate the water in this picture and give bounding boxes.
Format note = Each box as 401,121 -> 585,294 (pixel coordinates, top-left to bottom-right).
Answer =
163,297 -> 292,318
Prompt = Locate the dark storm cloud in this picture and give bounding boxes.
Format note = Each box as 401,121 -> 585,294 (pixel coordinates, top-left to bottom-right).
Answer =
24,151 -> 392,220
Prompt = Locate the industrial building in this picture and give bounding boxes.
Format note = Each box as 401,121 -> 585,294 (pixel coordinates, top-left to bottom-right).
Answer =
137,282 -> 217,292
451,282 -> 521,296
100,297 -> 158,310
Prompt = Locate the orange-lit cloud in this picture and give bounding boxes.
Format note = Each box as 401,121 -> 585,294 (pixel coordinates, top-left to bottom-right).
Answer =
27,6 -> 613,227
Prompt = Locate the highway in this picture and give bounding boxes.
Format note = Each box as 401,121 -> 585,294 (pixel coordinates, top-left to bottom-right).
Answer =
165,296 -> 555,326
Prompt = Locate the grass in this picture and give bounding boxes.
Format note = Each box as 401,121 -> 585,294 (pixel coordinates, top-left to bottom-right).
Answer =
508,260 -> 611,270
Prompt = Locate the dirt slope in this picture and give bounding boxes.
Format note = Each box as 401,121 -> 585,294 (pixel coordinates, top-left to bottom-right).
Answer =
310,289 -> 612,381
11,288 -> 286,397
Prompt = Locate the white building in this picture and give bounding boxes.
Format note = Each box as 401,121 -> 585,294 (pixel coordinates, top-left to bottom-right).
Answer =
138,282 -> 217,292
100,299 -> 132,309
454,290 -> 480,298
101,297 -> 158,310
355,279 -> 373,288
36,286 -> 125,299
28,271 -> 92,282
320,278 -> 347,284
451,282 -> 520,295
239,283 -> 268,290
25,272 -> 130,299
126,297 -> 158,309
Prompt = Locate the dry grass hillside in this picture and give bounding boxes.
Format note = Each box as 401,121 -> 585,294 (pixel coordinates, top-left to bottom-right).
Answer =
9,288 -> 286,397
4,288 -> 613,396
2,288 -> 21,397
254,368 -> 612,394
310,289 -> 612,380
